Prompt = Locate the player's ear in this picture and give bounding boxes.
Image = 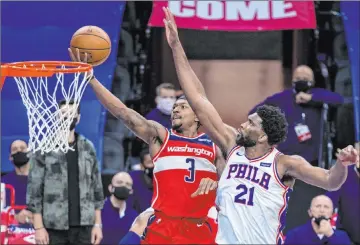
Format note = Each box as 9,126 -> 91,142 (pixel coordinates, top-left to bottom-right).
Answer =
194,115 -> 200,123
258,134 -> 268,144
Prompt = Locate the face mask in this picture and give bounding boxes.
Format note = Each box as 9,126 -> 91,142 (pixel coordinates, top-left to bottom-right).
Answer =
12,152 -> 29,168
113,186 -> 130,200
69,118 -> 78,131
144,167 -> 154,179
157,97 -> 175,115
293,80 -> 312,93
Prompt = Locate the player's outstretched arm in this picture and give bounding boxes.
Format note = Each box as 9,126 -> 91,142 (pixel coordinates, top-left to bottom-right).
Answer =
68,48 -> 166,145
163,7 -> 236,153
281,145 -> 358,191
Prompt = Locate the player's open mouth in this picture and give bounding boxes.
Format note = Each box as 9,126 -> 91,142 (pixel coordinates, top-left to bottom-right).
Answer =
172,116 -> 181,120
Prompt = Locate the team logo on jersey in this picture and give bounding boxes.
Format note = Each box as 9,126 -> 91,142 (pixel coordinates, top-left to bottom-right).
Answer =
260,162 -> 272,167
236,151 -> 244,156
198,138 -> 212,143
167,145 -> 214,157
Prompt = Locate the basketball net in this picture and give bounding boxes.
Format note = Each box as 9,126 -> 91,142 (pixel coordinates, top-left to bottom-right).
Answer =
12,64 -> 93,154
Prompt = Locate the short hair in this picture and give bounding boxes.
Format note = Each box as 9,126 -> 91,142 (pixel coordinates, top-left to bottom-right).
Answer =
175,95 -> 201,129
9,139 -> 28,153
256,105 -> 288,146
58,99 -> 81,114
156,83 -> 175,96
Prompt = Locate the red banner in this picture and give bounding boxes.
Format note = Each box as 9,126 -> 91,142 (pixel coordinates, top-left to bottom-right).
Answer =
148,1 -> 316,31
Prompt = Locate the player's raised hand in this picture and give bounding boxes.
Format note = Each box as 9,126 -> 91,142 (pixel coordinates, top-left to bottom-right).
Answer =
191,178 -> 217,198
163,7 -> 180,48
68,47 -> 88,63
336,145 -> 359,166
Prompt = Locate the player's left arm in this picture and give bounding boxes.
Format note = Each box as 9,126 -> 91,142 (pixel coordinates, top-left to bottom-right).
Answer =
215,146 -> 227,179
281,145 -> 358,191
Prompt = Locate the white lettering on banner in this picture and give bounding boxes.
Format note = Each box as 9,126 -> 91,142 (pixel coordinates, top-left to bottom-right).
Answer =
167,145 -> 213,157
168,1 -> 297,21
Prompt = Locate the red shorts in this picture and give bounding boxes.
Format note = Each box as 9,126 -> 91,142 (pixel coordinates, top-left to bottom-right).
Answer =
141,212 -> 215,244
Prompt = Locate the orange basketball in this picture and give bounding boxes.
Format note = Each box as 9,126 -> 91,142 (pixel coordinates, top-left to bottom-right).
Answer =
70,25 -> 111,66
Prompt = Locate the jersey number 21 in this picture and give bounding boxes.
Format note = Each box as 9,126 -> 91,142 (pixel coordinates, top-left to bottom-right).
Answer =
234,184 -> 255,206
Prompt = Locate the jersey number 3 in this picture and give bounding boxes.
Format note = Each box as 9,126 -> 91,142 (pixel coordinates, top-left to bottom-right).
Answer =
184,158 -> 195,183
234,184 -> 255,206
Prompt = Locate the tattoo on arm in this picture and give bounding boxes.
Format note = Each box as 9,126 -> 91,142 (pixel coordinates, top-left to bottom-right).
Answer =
114,107 -> 162,144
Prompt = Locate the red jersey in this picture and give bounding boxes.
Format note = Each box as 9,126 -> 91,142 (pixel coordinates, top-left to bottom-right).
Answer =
151,129 -> 217,218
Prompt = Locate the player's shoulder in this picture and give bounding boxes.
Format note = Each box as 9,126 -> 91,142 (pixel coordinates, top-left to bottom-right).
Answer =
277,154 -> 305,168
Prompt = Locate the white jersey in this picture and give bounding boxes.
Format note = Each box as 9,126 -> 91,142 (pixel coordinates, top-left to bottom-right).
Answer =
216,146 -> 292,244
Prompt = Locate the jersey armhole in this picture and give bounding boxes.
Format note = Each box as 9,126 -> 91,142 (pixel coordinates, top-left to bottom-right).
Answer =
152,129 -> 170,162
273,152 -> 288,190
225,145 -> 241,162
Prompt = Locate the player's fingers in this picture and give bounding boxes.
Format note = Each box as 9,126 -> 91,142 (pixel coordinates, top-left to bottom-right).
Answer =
76,48 -> 81,62
197,178 -> 207,195
204,180 -> 213,194
68,48 -> 76,61
191,189 -> 200,198
210,181 -> 218,191
163,6 -> 169,21
84,53 -> 88,63
167,7 -> 176,23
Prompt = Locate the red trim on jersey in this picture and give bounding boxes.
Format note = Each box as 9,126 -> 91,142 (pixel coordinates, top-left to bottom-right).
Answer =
246,147 -> 275,162
276,187 -> 289,244
212,143 -> 217,166
152,129 -> 170,162
272,152 -> 288,190
170,129 -> 205,139
226,145 -> 241,162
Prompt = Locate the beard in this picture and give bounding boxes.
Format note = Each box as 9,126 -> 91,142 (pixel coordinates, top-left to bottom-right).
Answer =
236,132 -> 257,147
172,123 -> 183,132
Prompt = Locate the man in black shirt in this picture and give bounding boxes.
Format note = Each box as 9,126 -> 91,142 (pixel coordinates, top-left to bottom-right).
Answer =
27,100 -> 104,245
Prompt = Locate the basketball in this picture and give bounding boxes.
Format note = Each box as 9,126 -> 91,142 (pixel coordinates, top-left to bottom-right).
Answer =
70,25 -> 111,66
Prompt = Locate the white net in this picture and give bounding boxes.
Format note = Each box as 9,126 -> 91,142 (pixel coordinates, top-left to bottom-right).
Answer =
13,64 -> 93,154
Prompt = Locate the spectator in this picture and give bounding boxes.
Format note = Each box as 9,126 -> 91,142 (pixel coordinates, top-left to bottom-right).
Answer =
27,100 -> 104,245
327,142 -> 360,244
145,83 -> 176,129
2,139 -> 33,223
102,172 -> 138,244
2,139 -> 30,206
285,195 -> 351,245
250,65 -> 344,165
129,148 -> 153,213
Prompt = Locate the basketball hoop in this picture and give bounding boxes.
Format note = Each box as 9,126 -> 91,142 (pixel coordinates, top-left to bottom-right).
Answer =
0,61 -> 93,154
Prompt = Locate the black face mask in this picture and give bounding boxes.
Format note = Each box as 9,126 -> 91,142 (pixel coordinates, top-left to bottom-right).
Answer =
293,80 -> 312,93
144,167 -> 154,179
12,152 -> 29,168
70,117 -> 78,131
113,186 -> 130,200
63,117 -> 78,131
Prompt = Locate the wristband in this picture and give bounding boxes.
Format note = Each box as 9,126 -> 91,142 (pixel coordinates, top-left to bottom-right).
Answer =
34,226 -> 44,230
94,223 -> 102,229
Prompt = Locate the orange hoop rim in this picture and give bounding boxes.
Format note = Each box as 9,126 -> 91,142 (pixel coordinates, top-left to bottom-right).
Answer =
0,61 -> 92,78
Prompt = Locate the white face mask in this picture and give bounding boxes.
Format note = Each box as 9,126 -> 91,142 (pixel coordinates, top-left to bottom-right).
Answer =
157,97 -> 175,115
